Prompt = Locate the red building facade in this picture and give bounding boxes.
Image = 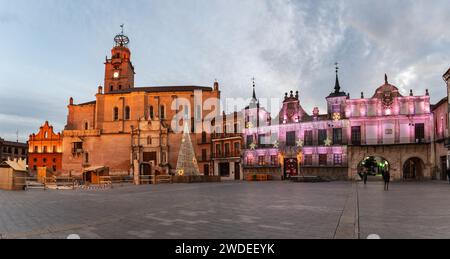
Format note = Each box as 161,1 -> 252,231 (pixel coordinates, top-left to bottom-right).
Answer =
28,121 -> 63,172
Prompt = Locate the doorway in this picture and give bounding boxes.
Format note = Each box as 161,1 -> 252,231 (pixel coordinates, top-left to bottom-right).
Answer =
234,163 -> 241,180
219,163 -> 230,177
403,157 -> 424,180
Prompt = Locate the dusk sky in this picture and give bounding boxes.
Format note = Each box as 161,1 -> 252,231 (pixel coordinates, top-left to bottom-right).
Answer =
1,0 -> 449,142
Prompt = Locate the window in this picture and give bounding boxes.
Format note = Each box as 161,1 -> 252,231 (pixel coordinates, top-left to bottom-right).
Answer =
258,134 -> 267,146
333,128 -> 343,145
125,106 -> 131,120
286,131 -> 296,146
319,154 -> 328,166
234,123 -> 238,134
147,136 -> 152,145
160,105 -> 165,119
225,143 -> 230,156
271,155 -> 278,166
246,156 -> 254,165
73,142 -> 83,153
43,146 -> 48,153
14,148 -> 18,155
52,166 -> 57,172
333,154 -> 343,166
34,146 -> 38,153
110,85 -> 114,92
351,126 -> 361,145
118,85 -> 122,90
149,106 -> 154,120
258,156 -> 265,166
52,158 -> 56,163
304,130 -> 313,146
216,144 -> 222,156
43,158 -> 47,163
318,129 -> 327,145
246,135 -> 253,148
304,155 -> 313,166
234,142 -> 240,155
84,153 -> 89,164
44,132 -> 48,139
113,107 -> 119,121
415,123 -> 425,142
84,122 -> 89,130
33,158 -> 37,163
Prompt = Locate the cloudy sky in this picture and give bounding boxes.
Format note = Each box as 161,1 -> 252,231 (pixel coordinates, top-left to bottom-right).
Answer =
1,0 -> 449,142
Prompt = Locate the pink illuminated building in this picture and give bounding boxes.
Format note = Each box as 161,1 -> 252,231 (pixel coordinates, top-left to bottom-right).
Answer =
243,68 -> 441,181
243,69 -> 350,180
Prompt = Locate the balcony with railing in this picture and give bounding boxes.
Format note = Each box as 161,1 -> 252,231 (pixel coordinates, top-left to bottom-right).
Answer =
211,133 -> 242,139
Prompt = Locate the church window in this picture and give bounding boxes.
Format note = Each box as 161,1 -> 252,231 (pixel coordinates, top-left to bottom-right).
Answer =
114,107 -> 119,121
84,122 -> 89,130
160,105 -> 165,119
149,106 -> 154,120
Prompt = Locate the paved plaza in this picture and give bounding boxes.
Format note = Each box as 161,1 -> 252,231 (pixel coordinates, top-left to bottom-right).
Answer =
0,181 -> 449,239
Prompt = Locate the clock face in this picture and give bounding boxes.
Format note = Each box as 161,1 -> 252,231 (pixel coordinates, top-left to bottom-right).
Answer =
113,71 -> 120,78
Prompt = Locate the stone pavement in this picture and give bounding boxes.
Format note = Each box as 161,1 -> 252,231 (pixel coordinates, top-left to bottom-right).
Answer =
0,181 -> 449,239
358,181 -> 450,239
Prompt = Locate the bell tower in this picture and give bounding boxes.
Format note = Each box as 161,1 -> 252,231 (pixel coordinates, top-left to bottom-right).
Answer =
104,25 -> 135,93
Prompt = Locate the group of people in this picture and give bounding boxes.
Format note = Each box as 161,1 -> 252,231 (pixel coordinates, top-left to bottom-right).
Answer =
360,167 -> 391,191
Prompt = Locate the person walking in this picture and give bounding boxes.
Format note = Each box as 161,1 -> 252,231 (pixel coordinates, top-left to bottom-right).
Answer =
383,169 -> 391,191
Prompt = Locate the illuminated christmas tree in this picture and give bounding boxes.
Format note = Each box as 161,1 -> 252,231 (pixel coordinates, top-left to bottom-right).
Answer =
176,123 -> 200,176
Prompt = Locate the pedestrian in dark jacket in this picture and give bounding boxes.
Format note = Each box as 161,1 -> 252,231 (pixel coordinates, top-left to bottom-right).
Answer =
383,170 -> 391,191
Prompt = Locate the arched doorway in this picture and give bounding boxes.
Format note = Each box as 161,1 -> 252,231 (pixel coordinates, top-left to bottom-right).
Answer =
358,156 -> 390,180
403,157 -> 424,180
